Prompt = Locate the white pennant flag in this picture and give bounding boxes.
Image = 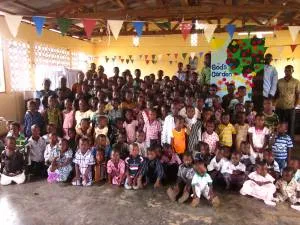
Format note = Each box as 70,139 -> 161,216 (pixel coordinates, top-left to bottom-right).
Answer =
190,52 -> 196,59
288,26 -> 300,43
204,24 -> 217,43
276,46 -> 284,56
107,20 -> 123,40
158,54 -> 163,61
4,13 -> 23,38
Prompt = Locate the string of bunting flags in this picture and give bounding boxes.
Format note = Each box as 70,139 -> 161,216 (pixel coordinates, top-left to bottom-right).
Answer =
99,42 -> 300,66
1,11 -> 300,44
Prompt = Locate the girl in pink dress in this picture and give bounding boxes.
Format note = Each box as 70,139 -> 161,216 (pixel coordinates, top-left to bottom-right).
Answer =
107,149 -> 126,186
63,99 -> 75,139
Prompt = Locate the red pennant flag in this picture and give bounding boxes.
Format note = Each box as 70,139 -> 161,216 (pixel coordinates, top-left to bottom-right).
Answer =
121,59 -> 124,63
290,44 -> 297,52
145,55 -> 148,60
180,23 -> 192,40
145,60 -> 150,64
174,53 -> 178,59
82,19 -> 97,38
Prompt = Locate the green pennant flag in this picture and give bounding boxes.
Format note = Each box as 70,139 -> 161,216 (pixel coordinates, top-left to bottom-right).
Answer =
139,55 -> 143,59
105,56 -> 109,63
152,54 -> 156,60
130,59 -> 134,63
112,56 -> 116,62
57,18 -> 72,36
129,55 -> 133,60
182,53 -> 187,59
126,59 -> 129,64
169,61 -> 173,64
155,22 -> 171,30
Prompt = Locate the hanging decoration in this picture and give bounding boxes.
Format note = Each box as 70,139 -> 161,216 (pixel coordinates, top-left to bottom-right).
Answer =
174,53 -> 178,59
32,16 -> 45,36
182,53 -> 188,59
190,52 -> 196,59
133,21 -> 145,37
210,38 -> 227,51
145,60 -> 150,64
288,26 -> 300,43
180,22 -> 192,40
126,59 -> 130,64
107,20 -> 124,40
155,22 -> 171,30
121,58 -> 124,63
226,24 -> 236,39
57,18 -> 72,36
199,52 -> 204,58
4,13 -> 23,37
203,24 -> 217,43
158,54 -> 163,61
290,44 -> 297,52
82,19 -> 97,38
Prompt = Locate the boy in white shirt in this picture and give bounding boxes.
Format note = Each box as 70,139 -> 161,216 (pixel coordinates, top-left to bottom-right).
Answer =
207,149 -> 225,183
221,152 -> 246,190
27,125 -> 47,178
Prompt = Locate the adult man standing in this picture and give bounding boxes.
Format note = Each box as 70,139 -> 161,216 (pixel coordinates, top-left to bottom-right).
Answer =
175,62 -> 186,81
199,53 -> 211,86
263,54 -> 278,99
275,65 -> 300,137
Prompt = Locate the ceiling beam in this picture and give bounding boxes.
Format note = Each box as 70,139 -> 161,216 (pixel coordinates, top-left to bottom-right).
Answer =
111,0 -> 127,9
12,1 -> 39,12
180,0 -> 189,6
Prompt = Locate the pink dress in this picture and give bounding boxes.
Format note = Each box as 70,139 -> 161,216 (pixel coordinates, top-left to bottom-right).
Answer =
107,159 -> 125,185
63,110 -> 74,138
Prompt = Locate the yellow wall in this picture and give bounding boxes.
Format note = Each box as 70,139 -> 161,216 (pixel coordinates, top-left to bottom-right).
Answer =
95,30 -> 300,81
0,17 -> 95,121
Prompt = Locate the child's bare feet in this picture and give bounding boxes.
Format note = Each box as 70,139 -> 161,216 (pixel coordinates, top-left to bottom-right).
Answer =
191,197 -> 200,207
178,191 -> 190,204
154,180 -> 161,188
211,196 -> 220,208
167,187 -> 178,202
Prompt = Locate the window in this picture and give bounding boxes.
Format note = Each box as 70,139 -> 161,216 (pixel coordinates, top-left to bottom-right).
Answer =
8,40 -> 32,91
34,43 -> 71,90
71,52 -> 94,71
0,38 -> 5,92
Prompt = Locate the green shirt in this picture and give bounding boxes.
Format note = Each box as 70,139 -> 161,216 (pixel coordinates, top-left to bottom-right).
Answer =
199,66 -> 211,85
263,112 -> 279,132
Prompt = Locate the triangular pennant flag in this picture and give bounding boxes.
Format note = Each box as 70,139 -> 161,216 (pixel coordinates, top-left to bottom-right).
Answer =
288,26 -> 300,43
119,56 -> 122,60
167,53 -> 171,57
204,24 -> 217,43
199,52 -> 204,58
32,16 -> 45,36
276,46 -> 284,56
290,44 -> 298,52
152,60 -> 155,64
139,55 -> 143,59
105,56 -> 109,63
129,55 -> 133,60
130,59 -> 134,63
225,24 -> 236,39
180,23 -> 192,40
57,18 -> 72,36
152,54 -> 156,60
121,59 -> 125,63
182,53 -> 188,59
4,13 -> 23,37
107,20 -> 124,40
169,61 -> 173,65
190,52 -> 196,59
174,53 -> 178,59
112,57 -> 116,62
82,19 -> 97,38
155,22 -> 171,30
133,21 -> 144,37
145,60 -> 150,64
157,54 -> 163,61
126,59 -> 130,64
287,57 -> 291,61
210,38 -> 226,51
145,55 -> 148,60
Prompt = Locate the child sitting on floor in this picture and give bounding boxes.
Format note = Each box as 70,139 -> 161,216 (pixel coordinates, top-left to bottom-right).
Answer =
44,133 -> 60,167
112,133 -> 129,160
47,138 -> 73,183
72,137 -> 95,186
191,159 -> 220,207
248,113 -> 270,163
75,118 -> 93,143
240,160 -> 277,206
7,122 -> 27,151
221,152 -> 246,190
124,143 -> 144,190
274,167 -> 300,208
107,148 -> 125,186
0,136 -> 25,185
194,141 -> 211,166
138,147 -> 164,189
240,141 -> 255,173
207,149 -> 225,182
161,144 -> 182,183
167,152 -> 194,203
263,151 -> 280,180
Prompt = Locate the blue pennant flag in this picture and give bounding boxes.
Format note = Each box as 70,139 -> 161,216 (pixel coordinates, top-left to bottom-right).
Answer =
32,16 -> 45,36
133,21 -> 144,37
226,24 -> 236,39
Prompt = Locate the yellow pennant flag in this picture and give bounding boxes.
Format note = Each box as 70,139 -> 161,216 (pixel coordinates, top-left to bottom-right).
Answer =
210,38 -> 226,51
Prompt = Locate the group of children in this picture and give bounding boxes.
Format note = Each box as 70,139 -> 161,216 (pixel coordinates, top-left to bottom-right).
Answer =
0,64 -> 299,210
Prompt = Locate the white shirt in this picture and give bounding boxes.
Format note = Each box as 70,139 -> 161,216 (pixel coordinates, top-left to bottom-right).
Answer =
27,137 -> 47,162
248,127 -> 270,148
73,149 -> 95,178
75,110 -> 93,127
263,64 -> 278,98
248,171 -> 275,183
179,107 -> 200,119
191,172 -> 212,190
161,114 -> 175,144
44,144 -> 59,163
207,157 -> 225,172
221,161 -> 246,174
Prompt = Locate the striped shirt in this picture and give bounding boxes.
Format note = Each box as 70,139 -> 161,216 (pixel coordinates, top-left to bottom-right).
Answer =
188,120 -> 202,152
125,155 -> 144,178
142,111 -> 162,147
217,123 -> 236,147
272,134 -> 293,160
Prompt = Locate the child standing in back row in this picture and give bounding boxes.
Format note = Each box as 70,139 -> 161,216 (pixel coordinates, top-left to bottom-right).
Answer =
171,116 -> 187,157
217,112 -> 236,148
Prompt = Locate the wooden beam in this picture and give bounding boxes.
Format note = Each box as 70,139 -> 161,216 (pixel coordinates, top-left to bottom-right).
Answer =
111,0 -> 126,9
12,1 -> 39,12
180,0 -> 189,6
